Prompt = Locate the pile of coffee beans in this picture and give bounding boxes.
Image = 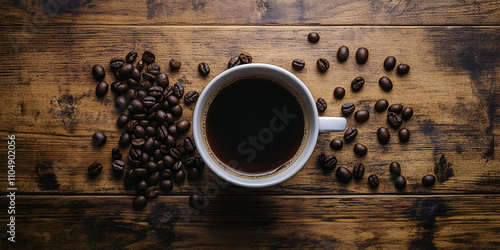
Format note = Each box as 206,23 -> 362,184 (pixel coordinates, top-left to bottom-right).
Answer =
89,50 -> 205,210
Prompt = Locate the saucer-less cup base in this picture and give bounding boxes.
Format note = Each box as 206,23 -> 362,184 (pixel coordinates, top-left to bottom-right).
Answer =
193,63 -> 346,188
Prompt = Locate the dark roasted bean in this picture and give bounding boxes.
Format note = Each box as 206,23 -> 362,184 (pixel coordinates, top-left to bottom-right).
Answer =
88,162 -> 103,176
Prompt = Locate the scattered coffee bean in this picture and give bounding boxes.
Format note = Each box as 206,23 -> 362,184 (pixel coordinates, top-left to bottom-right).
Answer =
368,174 -> 380,188
169,59 -> 182,69
398,128 -> 410,142
173,83 -> 184,98
333,87 -> 345,99
88,162 -> 103,176
119,132 -> 131,147
111,147 -> 122,160
354,143 -> 367,156
146,186 -> 159,199
351,77 -> 365,92
317,58 -> 330,71
318,153 -> 337,170
125,51 -> 138,62
110,58 -> 124,71
188,167 -> 202,180
344,127 -> 358,142
133,195 -> 147,210
353,163 -> 365,179
142,51 -> 155,64
156,73 -> 169,89
111,81 -> 128,94
388,104 -> 403,114
394,175 -> 407,190
389,162 -> 401,175
337,46 -> 349,62
422,174 -> 436,187
176,120 -> 191,134
292,59 -> 305,70
356,48 -> 369,64
92,65 -> 105,80
189,193 -> 206,210
402,107 -> 414,120
330,139 -> 343,150
341,103 -> 356,115
134,126 -> 146,138
171,104 -> 183,117
112,160 -> 125,172
174,169 -> 186,184
142,72 -> 156,82
387,112 -> 403,128
115,96 -> 128,111
184,137 -> 196,152
147,63 -> 161,75
239,52 -> 252,64
184,91 -> 199,104
397,64 -> 410,75
118,63 -> 133,80
379,76 -> 393,91
336,166 -> 352,183
160,179 -> 173,192
316,98 -> 327,112
133,168 -> 149,178
377,127 -> 390,144
136,59 -> 144,71
384,56 -> 396,70
375,99 -> 389,112
198,62 -> 210,75
95,81 -> 109,97
308,32 -> 320,43
354,110 -> 370,122
92,132 -> 106,147
136,180 -> 148,192
228,56 -> 240,69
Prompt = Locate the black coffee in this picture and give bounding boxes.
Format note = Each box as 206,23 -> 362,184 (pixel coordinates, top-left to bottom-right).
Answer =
205,75 -> 305,174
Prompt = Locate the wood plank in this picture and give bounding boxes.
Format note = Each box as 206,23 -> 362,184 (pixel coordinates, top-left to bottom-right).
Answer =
0,195 -> 498,248
0,26 -> 499,194
1,0 -> 500,26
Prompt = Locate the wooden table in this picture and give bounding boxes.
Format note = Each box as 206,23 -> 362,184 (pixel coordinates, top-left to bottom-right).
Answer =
1,1 -> 499,248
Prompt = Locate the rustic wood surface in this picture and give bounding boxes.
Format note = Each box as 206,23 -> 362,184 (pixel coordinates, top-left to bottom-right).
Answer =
0,0 -> 499,248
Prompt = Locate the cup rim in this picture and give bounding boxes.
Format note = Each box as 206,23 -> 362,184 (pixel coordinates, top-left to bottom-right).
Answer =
193,63 -> 319,188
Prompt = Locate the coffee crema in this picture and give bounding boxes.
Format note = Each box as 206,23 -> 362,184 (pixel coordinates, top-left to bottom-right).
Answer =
202,74 -> 307,177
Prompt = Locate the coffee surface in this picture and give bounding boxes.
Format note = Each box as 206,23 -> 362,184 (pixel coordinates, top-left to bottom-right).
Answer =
206,76 -> 305,174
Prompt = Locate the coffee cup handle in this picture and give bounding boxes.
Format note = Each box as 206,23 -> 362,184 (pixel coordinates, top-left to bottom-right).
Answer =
318,117 -> 347,132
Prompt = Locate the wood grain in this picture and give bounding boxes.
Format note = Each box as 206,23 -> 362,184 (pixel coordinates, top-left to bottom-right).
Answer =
1,0 -> 500,26
0,195 -> 498,248
0,26 -> 499,195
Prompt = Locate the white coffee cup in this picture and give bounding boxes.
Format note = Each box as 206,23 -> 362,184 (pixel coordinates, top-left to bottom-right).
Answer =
193,63 -> 346,188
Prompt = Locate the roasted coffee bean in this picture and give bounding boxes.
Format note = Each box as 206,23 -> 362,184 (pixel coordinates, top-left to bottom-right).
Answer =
351,77 -> 365,91
92,65 -> 105,80
134,126 -> 146,138
142,96 -> 157,109
395,175 -> 407,190
146,185 -> 160,199
125,89 -> 137,102
184,91 -> 199,104
336,166 -> 352,183
176,120 -> 191,134
112,147 -> 122,160
174,169 -> 186,184
397,64 -> 410,75
92,132 -> 106,147
318,153 -> 337,170
112,81 -> 128,94
137,90 -> 148,100
384,56 -> 396,70
127,78 -> 140,89
316,98 -> 327,112
170,105 -> 183,117
153,149 -> 163,162
387,112 -> 403,128
126,120 -> 139,132
308,32 -> 320,43
292,59 -> 305,70
169,59 -> 182,69
155,109 -> 167,124
353,163 -> 365,179
354,143 -> 367,156
188,167 -> 202,180
165,134 -> 177,148
239,52 -> 252,64
379,76 -> 393,91
143,137 -> 156,152
133,168 -> 148,177
131,67 -> 142,81
95,81 -> 109,97
133,195 -> 147,210
228,56 -> 240,69
402,107 -> 414,120
166,95 -> 180,106
112,160 -> 125,172
142,72 -> 156,82
148,86 -> 164,99
377,127 -> 390,144
195,62 -> 210,75
141,80 -> 153,91
337,46 -> 349,62
317,58 -> 330,71
125,168 -> 138,182
142,51 -> 156,64
164,155 -> 176,168
356,47 -> 369,64
354,110 -> 370,122
388,104 -> 403,114
131,138 -> 146,148
156,125 -> 168,142
145,126 -> 156,137
184,157 -> 197,168
189,193 -> 206,209
330,139 -> 343,150
136,59 -> 144,71
374,99 -> 389,112
110,58 -> 125,71
333,87 -> 345,99
184,137 -> 196,152
170,147 -> 182,160
167,124 -> 178,137
344,127 -> 358,142
160,179 -> 173,192
173,83 -> 184,98
398,128 -> 410,142
194,157 -> 205,170
119,132 -> 131,147
389,162 -> 401,175
136,180 -> 148,192
161,168 -> 173,180
125,51 -> 137,62
147,63 -> 161,75
118,63 -> 133,80
88,162 -> 103,176
422,174 -> 436,187
131,99 -> 145,113
341,103 -> 355,115
156,73 -> 169,89
368,174 -> 380,188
